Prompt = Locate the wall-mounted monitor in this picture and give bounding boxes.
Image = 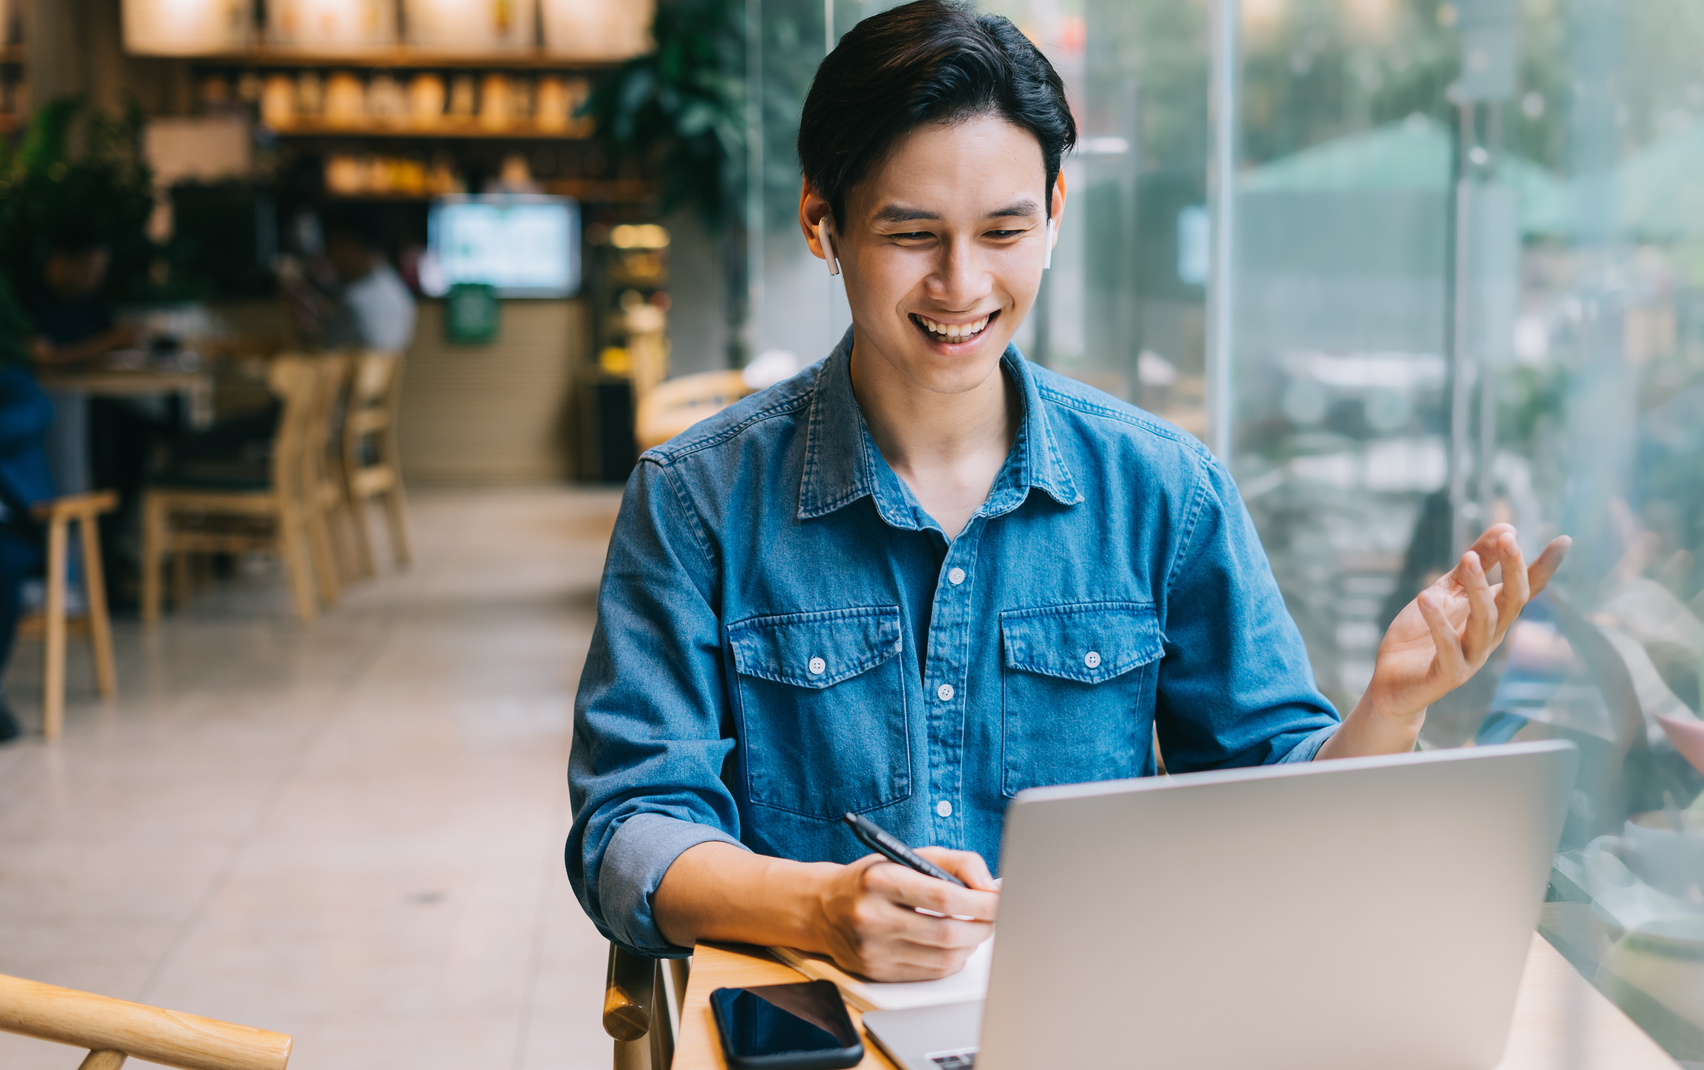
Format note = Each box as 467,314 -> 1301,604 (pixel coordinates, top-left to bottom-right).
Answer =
422,195 -> 580,299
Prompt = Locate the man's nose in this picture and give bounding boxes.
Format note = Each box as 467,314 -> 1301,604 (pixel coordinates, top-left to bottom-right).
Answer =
926,238 -> 992,307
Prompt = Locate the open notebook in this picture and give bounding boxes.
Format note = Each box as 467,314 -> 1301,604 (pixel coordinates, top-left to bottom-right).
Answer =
768,937 -> 993,1012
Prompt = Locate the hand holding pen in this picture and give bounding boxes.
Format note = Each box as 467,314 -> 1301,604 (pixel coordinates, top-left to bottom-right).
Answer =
845,811 -> 995,925
817,821 -> 997,980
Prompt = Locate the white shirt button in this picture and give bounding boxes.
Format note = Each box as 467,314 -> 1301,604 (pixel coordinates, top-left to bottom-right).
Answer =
1084,651 -> 1102,669
947,567 -> 966,585
937,683 -> 955,702
808,656 -> 826,675
936,800 -> 953,818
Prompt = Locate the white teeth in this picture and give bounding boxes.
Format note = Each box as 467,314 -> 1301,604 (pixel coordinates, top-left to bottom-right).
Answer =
917,314 -> 990,342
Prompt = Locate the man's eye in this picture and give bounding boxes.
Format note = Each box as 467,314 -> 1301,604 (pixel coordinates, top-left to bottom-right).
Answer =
987,229 -> 1026,239
891,232 -> 933,241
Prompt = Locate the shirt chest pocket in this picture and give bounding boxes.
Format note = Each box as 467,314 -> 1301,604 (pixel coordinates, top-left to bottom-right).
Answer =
727,605 -> 911,820
1000,601 -> 1164,797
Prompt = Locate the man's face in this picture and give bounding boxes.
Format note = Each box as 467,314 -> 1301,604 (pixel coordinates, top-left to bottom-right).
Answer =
816,113 -> 1064,397
44,248 -> 110,298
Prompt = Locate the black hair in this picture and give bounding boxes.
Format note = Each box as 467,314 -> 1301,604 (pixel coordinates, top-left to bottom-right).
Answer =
319,203 -> 386,252
48,221 -> 107,257
797,0 -> 1076,229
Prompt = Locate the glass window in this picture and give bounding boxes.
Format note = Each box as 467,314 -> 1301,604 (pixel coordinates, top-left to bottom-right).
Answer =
1223,0 -> 1704,1057
750,1 -> 1704,1055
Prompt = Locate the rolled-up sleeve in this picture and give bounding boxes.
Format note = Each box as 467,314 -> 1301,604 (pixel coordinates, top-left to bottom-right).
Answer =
567,458 -> 747,957
1155,454 -> 1341,772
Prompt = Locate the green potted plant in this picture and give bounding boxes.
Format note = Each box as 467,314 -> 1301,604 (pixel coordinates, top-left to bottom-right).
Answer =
581,0 -> 748,363
0,94 -> 158,301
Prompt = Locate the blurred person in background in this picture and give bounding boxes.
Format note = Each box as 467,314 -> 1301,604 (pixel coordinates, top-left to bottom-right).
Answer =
22,223 -> 142,368
286,205 -> 416,354
0,277 -> 57,741
22,223 -> 156,610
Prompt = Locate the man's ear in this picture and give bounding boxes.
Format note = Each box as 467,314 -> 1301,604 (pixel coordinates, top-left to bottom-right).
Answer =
798,182 -> 838,272
1048,169 -> 1067,237
816,218 -> 841,276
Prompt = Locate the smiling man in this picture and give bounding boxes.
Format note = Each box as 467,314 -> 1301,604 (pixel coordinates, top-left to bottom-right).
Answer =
567,0 -> 1568,982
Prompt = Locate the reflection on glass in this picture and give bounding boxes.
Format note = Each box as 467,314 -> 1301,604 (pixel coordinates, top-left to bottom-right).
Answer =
1222,0 -> 1704,1058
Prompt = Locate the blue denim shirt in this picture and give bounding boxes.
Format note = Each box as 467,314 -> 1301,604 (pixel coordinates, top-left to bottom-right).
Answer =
568,332 -> 1340,956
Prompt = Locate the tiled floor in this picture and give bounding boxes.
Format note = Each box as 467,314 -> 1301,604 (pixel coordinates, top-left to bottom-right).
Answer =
0,488 -> 624,1070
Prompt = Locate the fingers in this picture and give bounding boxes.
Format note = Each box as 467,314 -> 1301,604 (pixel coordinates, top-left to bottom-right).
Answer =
868,860 -> 1000,923
858,864 -> 994,965
1492,530 -> 1530,630
1456,524 -> 1516,581
1457,551 -> 1499,666
1527,535 -> 1572,597
915,846 -> 998,891
1418,589 -> 1468,684
872,925 -> 989,979
832,855 -> 995,981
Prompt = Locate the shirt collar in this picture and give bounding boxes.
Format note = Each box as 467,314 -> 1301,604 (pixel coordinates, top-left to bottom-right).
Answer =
796,328 -> 1082,526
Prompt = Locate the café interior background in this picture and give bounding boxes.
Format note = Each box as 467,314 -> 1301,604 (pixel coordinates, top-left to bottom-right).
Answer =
0,0 -> 1702,1064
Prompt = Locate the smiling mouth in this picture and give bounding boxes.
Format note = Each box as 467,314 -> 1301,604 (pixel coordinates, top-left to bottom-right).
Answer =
911,311 -> 996,346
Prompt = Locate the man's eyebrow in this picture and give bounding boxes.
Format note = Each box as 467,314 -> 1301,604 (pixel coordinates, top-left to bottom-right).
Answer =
869,199 -> 1043,225
985,199 -> 1042,219
871,204 -> 941,224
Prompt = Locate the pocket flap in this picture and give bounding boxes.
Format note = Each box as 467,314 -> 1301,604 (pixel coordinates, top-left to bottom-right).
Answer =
728,606 -> 904,689
1001,602 -> 1163,684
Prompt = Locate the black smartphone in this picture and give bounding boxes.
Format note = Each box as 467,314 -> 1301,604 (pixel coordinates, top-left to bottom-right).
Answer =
709,980 -> 864,1069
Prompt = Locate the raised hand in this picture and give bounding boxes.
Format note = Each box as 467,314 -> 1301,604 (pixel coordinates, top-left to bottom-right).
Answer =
1321,524 -> 1570,759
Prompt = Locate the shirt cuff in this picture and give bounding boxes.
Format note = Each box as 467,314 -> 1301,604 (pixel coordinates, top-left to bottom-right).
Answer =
1275,723 -> 1340,763
598,811 -> 748,957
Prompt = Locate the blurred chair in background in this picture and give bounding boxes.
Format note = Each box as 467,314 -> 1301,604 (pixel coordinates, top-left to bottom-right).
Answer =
635,371 -> 752,453
301,352 -> 353,605
140,356 -> 321,623
18,491 -> 118,741
342,350 -> 411,575
633,351 -> 798,454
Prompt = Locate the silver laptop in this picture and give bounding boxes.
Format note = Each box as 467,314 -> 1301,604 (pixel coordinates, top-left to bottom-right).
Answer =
864,741 -> 1577,1070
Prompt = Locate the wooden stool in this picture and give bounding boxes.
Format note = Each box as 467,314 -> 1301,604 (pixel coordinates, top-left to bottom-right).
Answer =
17,491 -> 118,742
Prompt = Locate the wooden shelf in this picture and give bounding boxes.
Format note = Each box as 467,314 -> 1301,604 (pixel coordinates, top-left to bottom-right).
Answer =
324,179 -> 656,203
270,120 -> 592,140
547,179 -> 656,202
185,47 -> 623,70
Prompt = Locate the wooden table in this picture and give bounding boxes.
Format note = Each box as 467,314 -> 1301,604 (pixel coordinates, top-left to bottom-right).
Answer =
38,367 -> 216,429
672,936 -> 1679,1070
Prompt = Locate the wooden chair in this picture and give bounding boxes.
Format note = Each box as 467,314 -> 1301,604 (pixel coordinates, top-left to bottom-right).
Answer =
341,350 -> 411,577
140,356 -> 321,624
634,370 -> 753,453
603,944 -> 687,1070
301,353 -> 354,606
15,491 -> 118,741
0,971 -> 291,1069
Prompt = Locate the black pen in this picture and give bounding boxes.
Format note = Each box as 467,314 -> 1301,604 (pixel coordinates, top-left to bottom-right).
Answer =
842,811 -> 969,888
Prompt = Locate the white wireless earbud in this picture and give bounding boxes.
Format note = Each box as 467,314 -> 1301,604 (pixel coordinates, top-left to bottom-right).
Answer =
817,217 -> 841,276
1044,219 -> 1056,271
